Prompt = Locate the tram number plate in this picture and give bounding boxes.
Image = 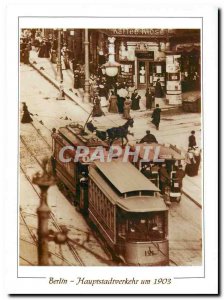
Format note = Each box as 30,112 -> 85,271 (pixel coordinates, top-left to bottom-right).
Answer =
144,246 -> 158,256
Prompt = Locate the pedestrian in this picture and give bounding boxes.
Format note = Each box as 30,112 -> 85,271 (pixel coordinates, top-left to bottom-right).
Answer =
151,104 -> 161,130
57,81 -> 65,100
193,147 -> 201,175
145,87 -> 153,110
155,78 -> 163,98
73,70 -> 80,89
188,130 -> 197,148
117,84 -> 128,113
139,130 -> 158,144
38,40 -> 46,58
128,83 -> 135,97
61,44 -> 69,69
98,84 -> 108,107
131,89 -> 141,110
123,97 -> 132,119
108,91 -> 118,113
21,102 -> 33,123
185,148 -> 196,177
45,39 -> 51,58
92,96 -> 104,117
23,46 -> 30,64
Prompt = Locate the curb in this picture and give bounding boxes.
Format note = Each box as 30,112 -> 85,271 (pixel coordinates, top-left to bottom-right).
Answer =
182,190 -> 202,208
29,61 -> 91,114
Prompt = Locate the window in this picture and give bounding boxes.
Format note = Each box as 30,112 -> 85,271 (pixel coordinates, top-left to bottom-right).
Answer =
126,212 -> 166,242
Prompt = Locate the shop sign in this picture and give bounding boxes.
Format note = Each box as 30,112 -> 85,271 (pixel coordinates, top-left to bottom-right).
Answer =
135,51 -> 154,59
100,29 -> 175,37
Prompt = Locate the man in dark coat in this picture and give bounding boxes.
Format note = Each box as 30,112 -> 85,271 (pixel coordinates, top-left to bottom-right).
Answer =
188,130 -> 197,148
155,79 -> 163,98
145,87 -> 153,110
151,104 -> 161,130
159,164 -> 170,193
140,130 -> 158,143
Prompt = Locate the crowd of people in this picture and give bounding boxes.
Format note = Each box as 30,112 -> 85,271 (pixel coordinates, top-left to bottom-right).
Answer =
87,74 -> 159,119
20,30 -> 201,182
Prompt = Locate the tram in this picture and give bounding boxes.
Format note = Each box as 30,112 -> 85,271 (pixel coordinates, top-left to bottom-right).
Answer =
88,160 -> 169,266
52,124 -> 169,265
52,123 -> 108,205
133,143 -> 185,202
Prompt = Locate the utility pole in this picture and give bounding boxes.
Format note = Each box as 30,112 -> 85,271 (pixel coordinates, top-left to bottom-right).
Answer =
83,29 -> 90,103
56,29 -> 63,82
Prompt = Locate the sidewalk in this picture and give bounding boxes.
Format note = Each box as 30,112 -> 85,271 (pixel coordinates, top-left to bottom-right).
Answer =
27,51 -> 202,208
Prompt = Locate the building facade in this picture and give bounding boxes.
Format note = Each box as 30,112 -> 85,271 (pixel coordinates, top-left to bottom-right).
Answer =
40,28 -> 200,105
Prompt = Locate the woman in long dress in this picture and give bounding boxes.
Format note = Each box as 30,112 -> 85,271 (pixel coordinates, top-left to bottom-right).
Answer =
21,102 -> 33,123
98,84 -> 108,107
185,148 -> 196,177
123,97 -> 132,119
108,91 -> 118,113
92,96 -> 104,117
131,90 -> 141,110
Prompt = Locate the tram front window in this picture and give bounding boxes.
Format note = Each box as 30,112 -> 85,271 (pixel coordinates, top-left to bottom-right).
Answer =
127,213 -> 166,242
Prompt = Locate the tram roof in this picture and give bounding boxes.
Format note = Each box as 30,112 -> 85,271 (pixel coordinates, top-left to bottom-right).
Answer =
117,196 -> 168,212
58,125 -> 108,148
138,143 -> 184,161
94,160 -> 160,194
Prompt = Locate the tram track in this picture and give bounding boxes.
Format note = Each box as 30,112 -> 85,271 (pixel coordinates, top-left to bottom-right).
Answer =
20,135 -> 85,266
20,130 -> 113,266
20,164 -> 85,266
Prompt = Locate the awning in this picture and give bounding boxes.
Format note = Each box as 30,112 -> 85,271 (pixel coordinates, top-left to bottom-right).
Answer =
175,43 -> 200,52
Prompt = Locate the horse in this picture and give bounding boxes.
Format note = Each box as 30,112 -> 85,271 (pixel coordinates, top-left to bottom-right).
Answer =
86,119 -> 134,146
106,119 -> 134,146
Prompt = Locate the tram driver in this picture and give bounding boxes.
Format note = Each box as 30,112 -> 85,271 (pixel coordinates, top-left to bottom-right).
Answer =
159,163 -> 170,193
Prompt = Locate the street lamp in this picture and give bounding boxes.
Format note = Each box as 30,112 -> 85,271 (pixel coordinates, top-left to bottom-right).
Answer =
32,158 -> 56,266
102,37 -> 120,77
56,29 -> 63,82
32,157 -> 70,266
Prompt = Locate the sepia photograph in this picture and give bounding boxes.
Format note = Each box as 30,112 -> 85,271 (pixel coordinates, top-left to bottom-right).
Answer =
2,0 -> 219,294
19,27 -> 203,267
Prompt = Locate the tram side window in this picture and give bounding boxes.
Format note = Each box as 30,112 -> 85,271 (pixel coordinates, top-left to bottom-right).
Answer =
111,207 -> 114,229
96,187 -> 99,211
55,142 -> 61,160
101,193 -> 104,216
